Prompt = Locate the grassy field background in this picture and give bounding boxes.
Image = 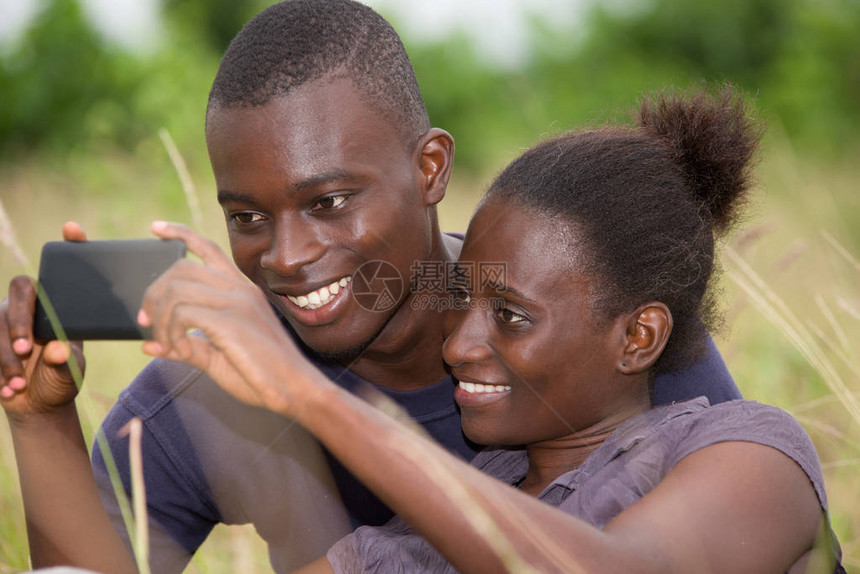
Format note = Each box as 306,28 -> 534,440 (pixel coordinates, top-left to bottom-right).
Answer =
1,0 -> 859,571
0,130 -> 858,572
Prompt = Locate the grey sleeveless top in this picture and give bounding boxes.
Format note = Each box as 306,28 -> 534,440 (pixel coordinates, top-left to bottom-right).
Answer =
327,397 -> 842,573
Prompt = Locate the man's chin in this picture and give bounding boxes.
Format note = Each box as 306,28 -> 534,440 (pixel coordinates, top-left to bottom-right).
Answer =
288,319 -> 382,364
291,298 -> 406,365
314,341 -> 374,364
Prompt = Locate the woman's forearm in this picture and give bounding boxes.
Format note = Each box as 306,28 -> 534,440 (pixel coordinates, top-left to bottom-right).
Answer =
7,405 -> 138,573
293,376 -> 819,574
295,377 -> 614,574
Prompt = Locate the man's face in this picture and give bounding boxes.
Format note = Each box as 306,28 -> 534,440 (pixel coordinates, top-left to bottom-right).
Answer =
205,78 -> 435,357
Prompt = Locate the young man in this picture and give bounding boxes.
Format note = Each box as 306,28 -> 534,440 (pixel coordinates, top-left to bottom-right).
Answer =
0,1 -> 741,572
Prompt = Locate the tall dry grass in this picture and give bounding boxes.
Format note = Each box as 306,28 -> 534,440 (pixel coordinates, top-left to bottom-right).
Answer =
717,138 -> 860,569
0,130 -> 857,571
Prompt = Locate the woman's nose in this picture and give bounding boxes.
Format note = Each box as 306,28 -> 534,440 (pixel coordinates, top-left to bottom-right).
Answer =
442,307 -> 493,368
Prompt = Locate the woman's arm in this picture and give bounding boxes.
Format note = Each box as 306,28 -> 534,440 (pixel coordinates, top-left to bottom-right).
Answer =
144,223 -> 824,574
293,556 -> 335,574
293,382 -> 822,574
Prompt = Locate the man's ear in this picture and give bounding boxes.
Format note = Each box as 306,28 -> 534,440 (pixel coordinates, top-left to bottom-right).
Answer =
416,128 -> 454,206
616,303 -> 672,375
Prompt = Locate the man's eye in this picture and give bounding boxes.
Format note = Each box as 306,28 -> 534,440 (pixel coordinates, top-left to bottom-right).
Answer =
313,195 -> 347,211
498,308 -> 526,324
232,212 -> 265,224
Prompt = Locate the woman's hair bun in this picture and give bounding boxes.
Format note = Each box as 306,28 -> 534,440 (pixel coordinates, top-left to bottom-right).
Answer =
637,85 -> 764,234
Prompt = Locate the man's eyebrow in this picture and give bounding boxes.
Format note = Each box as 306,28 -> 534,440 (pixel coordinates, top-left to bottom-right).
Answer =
217,170 -> 359,205
217,190 -> 256,205
293,169 -> 355,191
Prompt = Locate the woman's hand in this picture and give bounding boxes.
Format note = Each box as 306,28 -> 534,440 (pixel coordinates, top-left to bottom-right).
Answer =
139,221 -> 324,419
0,222 -> 87,420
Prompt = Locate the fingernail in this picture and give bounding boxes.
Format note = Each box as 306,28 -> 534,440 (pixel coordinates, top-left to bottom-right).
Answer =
142,341 -> 163,356
151,221 -> 168,232
12,338 -> 30,355
137,309 -> 150,326
0,386 -> 14,399
8,377 -> 25,390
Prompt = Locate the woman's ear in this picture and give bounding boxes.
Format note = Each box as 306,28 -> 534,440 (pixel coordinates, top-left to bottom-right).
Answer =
416,128 -> 455,206
617,303 -> 672,375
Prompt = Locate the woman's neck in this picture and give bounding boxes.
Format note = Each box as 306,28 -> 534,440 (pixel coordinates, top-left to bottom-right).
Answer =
519,400 -> 649,497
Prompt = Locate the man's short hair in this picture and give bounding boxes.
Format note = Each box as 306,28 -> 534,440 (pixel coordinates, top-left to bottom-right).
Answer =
208,0 -> 431,142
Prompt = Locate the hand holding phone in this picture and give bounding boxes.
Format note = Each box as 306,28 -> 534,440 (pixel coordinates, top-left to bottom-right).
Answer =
33,239 -> 186,341
1,222 -> 88,406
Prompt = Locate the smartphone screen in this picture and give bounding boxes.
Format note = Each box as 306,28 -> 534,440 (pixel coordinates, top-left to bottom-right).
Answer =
33,239 -> 186,341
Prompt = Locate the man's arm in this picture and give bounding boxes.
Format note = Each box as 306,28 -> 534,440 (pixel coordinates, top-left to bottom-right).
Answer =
652,336 -> 742,405
0,221 -> 138,572
5,395 -> 137,573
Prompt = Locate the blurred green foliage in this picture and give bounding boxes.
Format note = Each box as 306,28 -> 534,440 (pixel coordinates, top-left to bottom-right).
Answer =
162,0 -> 267,53
1,0 -> 859,175
405,0 -> 860,172
1,1 -> 859,570
0,0 -> 249,165
0,0 -> 147,155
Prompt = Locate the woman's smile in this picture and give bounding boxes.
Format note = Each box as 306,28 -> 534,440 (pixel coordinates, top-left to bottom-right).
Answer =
453,376 -> 513,408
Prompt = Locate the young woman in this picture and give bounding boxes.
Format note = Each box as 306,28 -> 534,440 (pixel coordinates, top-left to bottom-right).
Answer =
3,87 -> 845,573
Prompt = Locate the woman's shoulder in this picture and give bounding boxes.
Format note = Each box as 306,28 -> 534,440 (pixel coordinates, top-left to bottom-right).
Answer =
657,398 -> 828,508
666,399 -> 814,456
641,397 -> 810,444
553,398 -> 829,530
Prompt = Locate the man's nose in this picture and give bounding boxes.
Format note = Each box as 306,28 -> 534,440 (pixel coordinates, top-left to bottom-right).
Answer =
260,217 -> 326,276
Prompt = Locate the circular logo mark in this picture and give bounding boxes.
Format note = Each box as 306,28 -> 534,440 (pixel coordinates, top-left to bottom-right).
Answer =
352,260 -> 405,312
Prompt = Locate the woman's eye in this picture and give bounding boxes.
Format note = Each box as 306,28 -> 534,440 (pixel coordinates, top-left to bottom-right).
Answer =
498,308 -> 526,324
451,288 -> 470,303
232,212 -> 265,224
313,195 -> 347,211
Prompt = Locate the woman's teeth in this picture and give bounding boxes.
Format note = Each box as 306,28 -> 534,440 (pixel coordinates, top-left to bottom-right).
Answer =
288,277 -> 351,310
458,382 -> 512,394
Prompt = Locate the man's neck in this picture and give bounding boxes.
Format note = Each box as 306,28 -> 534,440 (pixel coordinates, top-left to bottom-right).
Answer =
342,231 -> 463,390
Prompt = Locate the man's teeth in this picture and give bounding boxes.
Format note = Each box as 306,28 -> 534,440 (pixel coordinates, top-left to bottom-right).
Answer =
287,277 -> 351,310
458,382 -> 512,394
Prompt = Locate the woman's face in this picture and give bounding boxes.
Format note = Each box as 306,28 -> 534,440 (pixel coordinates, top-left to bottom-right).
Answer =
443,199 -> 643,447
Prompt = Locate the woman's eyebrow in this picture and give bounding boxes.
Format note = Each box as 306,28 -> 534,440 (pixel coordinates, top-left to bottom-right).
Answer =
485,280 -> 536,303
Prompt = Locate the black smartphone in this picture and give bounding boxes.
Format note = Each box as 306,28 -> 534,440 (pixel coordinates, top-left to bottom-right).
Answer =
33,239 -> 186,341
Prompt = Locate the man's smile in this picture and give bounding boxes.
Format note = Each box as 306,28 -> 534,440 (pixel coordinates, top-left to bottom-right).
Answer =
285,276 -> 352,310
